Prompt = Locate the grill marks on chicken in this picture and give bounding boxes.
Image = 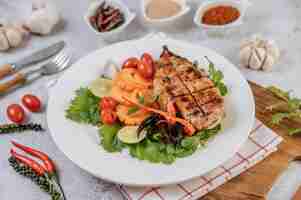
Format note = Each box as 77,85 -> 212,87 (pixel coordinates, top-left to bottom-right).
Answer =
154,47 -> 225,130
192,88 -> 221,106
176,65 -> 214,93
154,65 -> 188,97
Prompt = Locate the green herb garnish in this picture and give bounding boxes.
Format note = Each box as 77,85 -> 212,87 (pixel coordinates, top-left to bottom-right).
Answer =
288,128 -> 301,136
100,74 -> 112,80
205,57 -> 228,96
163,76 -> 171,82
267,86 -> 290,101
98,123 -> 221,164
99,124 -> 123,152
152,95 -> 159,102
65,88 -> 101,126
127,107 -> 140,115
271,113 -> 291,124
267,86 -> 301,136
127,95 -> 144,115
137,94 -> 145,104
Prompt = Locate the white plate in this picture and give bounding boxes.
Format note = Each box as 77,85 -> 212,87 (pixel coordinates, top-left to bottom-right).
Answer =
47,34 -> 255,186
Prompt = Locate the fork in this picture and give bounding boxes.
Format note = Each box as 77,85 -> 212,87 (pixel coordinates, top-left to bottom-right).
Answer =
0,50 -> 71,94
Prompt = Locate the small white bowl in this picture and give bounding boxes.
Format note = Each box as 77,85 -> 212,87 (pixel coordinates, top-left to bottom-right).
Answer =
84,0 -> 136,42
142,0 -> 191,28
194,0 -> 251,35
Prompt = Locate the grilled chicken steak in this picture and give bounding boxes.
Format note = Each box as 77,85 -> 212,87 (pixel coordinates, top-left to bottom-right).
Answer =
154,46 -> 225,131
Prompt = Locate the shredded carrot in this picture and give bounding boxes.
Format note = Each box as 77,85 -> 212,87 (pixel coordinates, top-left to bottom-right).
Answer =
166,101 -> 177,124
122,96 -> 196,136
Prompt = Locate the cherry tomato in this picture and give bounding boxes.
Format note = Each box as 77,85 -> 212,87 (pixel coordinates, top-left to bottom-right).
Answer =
184,125 -> 195,136
122,57 -> 140,69
22,94 -> 42,112
99,97 -> 118,110
7,104 -> 25,124
101,109 -> 117,124
141,53 -> 154,69
137,61 -> 154,79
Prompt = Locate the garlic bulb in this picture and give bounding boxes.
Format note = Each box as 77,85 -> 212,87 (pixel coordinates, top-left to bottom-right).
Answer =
25,2 -> 61,35
240,35 -> 280,71
0,24 -> 28,51
6,27 -> 24,47
0,28 -> 10,51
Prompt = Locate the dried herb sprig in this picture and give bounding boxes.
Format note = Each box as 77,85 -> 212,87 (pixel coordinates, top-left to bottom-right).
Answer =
266,86 -> 301,136
9,156 -> 62,200
0,123 -> 43,134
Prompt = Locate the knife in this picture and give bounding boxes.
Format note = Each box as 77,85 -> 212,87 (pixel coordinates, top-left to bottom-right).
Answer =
0,41 -> 65,79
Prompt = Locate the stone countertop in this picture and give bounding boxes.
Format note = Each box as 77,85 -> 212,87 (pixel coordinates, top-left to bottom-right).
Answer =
0,0 -> 300,199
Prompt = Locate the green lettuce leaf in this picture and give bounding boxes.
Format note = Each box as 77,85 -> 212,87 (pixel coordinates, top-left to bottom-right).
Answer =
99,124 -> 123,152
65,88 -> 101,125
207,58 -> 228,96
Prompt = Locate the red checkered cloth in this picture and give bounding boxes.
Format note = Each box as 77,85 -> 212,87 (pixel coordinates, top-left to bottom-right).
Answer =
117,120 -> 283,200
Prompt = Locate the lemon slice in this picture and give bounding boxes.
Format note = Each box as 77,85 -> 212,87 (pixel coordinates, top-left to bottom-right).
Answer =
117,126 -> 147,144
88,77 -> 113,98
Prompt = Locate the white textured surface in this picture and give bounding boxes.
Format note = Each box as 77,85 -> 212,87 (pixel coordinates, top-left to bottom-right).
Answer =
0,0 -> 300,199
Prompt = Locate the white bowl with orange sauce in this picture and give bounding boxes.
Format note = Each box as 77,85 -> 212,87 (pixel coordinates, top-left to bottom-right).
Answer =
194,0 -> 251,35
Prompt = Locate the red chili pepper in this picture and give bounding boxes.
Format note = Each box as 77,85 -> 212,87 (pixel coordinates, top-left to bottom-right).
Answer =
11,141 -> 56,175
10,149 -> 46,176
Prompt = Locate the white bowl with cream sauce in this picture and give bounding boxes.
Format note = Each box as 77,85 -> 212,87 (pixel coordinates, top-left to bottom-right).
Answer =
142,0 -> 191,27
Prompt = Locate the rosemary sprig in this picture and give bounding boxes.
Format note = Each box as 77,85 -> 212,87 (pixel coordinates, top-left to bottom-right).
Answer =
9,157 -> 62,200
0,123 -> 43,134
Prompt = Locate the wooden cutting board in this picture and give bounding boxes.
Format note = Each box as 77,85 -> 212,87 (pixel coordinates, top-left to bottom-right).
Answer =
200,81 -> 301,200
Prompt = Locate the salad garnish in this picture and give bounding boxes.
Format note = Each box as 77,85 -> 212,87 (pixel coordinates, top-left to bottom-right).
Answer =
65,47 -> 228,164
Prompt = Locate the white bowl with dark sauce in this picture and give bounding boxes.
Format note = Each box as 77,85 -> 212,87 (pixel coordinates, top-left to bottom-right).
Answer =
85,0 -> 136,42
